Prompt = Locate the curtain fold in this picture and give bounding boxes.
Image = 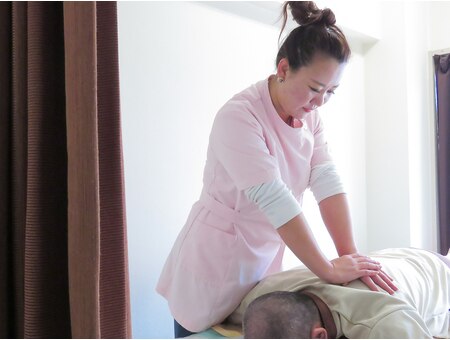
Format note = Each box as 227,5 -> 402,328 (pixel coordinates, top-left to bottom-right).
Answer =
25,3 -> 71,337
95,3 -> 132,338
10,3 -> 27,336
434,53 -> 450,255
0,2 -> 131,338
0,2 -> 12,337
64,2 -> 101,338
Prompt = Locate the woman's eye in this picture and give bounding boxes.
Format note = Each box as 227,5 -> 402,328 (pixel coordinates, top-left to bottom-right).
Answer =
309,86 -> 320,93
327,89 -> 336,95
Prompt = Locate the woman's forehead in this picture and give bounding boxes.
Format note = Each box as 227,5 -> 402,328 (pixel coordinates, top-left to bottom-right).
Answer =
294,57 -> 346,87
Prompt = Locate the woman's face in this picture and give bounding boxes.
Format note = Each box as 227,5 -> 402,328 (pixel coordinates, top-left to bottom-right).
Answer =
276,54 -> 346,122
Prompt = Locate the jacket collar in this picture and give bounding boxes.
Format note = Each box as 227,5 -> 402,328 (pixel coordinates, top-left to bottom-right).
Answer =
301,291 -> 337,339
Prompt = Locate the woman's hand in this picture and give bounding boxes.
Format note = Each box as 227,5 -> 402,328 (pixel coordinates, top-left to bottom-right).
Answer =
359,270 -> 398,295
328,254 -> 399,294
325,253 -> 382,284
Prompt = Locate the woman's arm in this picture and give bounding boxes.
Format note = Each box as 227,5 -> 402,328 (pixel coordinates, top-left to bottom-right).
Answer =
319,193 -> 398,294
318,193 -> 357,256
277,213 -> 381,284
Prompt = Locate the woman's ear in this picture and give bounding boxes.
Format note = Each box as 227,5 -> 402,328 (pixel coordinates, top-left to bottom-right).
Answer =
276,58 -> 290,80
311,325 -> 328,339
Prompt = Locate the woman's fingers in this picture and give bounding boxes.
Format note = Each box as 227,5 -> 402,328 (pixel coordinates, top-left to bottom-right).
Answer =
360,262 -> 381,271
363,269 -> 381,277
335,253 -> 399,295
330,255 -> 380,283
354,256 -> 381,272
354,254 -> 380,265
376,270 -> 398,293
359,276 -> 379,292
370,275 -> 394,294
380,269 -> 394,281
358,271 -> 398,295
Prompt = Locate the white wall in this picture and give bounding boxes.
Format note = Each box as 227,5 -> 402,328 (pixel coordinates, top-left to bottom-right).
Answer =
363,1 -> 449,252
405,2 -> 437,250
315,0 -> 382,48
364,2 -> 412,250
428,2 -> 450,51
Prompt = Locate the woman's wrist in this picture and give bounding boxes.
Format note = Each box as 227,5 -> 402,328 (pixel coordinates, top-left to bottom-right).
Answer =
316,260 -> 336,283
336,245 -> 357,257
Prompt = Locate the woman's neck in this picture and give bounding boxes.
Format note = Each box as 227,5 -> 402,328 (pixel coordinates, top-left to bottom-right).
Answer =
268,75 -> 290,124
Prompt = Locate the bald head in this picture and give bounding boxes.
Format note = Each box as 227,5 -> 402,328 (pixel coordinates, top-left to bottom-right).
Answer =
243,291 -> 321,339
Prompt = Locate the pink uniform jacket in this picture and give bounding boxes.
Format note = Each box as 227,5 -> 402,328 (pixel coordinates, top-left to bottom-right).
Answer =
156,78 -> 333,332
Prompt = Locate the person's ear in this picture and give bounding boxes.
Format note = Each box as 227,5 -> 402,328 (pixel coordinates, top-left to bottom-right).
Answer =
276,58 -> 290,81
311,326 -> 328,339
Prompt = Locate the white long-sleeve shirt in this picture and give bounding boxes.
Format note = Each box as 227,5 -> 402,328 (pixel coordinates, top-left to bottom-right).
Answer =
244,162 -> 344,228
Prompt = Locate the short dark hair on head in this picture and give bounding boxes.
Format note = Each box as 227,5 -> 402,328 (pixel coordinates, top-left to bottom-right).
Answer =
276,1 -> 351,70
243,291 -> 321,339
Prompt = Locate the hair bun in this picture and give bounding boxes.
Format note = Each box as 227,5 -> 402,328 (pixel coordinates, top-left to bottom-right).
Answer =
287,1 -> 336,27
277,1 -> 351,70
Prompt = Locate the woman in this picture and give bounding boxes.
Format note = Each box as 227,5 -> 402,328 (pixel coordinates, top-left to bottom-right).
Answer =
157,2 -> 397,337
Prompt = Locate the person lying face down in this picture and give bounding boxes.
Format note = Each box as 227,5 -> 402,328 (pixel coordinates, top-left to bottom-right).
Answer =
228,248 -> 450,339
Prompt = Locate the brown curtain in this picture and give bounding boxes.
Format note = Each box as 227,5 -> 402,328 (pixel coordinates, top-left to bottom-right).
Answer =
434,53 -> 450,255
0,2 -> 131,338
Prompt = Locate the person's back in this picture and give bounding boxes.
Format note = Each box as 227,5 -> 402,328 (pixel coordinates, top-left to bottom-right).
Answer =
231,248 -> 450,338
369,248 -> 448,331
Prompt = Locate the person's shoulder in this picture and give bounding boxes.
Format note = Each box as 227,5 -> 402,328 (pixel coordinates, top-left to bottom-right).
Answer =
324,287 -> 428,338
212,79 -> 269,132
219,80 -> 266,115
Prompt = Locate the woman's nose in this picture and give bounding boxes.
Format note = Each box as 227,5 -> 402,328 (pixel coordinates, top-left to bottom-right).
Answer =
311,93 -> 326,107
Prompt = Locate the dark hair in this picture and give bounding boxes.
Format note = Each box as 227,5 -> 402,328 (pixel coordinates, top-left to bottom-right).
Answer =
276,1 -> 351,70
243,291 -> 321,339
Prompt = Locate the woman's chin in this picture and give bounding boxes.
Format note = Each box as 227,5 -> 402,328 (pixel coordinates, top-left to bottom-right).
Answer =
294,112 -> 309,121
